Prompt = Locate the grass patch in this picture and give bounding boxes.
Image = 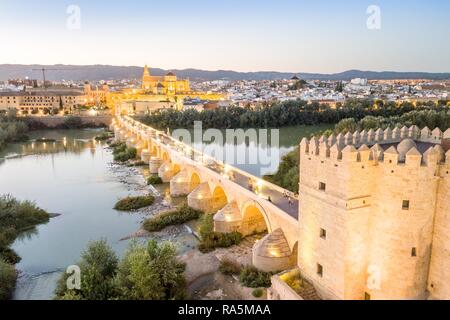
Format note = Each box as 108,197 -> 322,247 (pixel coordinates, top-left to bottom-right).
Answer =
198,214 -> 242,253
239,266 -> 272,288
112,143 -> 137,162
219,258 -> 242,276
147,175 -> 163,185
95,131 -> 113,141
114,195 -> 155,211
252,288 -> 264,298
143,205 -> 202,232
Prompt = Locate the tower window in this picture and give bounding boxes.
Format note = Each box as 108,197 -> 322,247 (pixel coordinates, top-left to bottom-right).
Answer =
319,182 -> 326,191
411,247 -> 417,257
320,228 -> 327,239
317,264 -> 323,277
402,200 -> 410,210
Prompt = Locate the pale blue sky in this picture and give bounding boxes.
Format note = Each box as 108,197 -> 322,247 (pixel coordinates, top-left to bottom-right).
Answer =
0,0 -> 448,73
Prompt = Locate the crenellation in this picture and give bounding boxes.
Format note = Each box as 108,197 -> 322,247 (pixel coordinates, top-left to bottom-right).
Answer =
359,130 -> 368,145
375,128 -> 384,143
383,127 -> 392,142
358,144 -> 371,162
392,126 -> 401,140
344,132 -> 353,145
383,145 -> 399,164
444,128 -> 450,139
329,144 -> 341,160
367,129 -> 375,143
328,133 -> 337,146
352,131 -> 361,145
309,137 -> 319,156
341,145 -> 358,162
300,138 -> 309,154
400,126 -> 409,139
370,143 -> 384,162
431,128 -> 443,142
336,133 -> 345,147
421,126 -> 431,140
405,147 -> 422,167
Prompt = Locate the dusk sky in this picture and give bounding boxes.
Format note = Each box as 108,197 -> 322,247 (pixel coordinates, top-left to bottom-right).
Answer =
1,0 -> 449,73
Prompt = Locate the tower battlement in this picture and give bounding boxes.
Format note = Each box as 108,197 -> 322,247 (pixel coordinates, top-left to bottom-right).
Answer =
300,126 -> 450,168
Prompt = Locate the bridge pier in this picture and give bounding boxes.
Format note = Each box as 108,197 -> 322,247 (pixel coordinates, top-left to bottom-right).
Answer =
141,149 -> 151,164
188,183 -> 214,213
149,157 -> 163,174
158,162 -> 180,183
252,229 -> 296,273
170,170 -> 198,197
213,202 -> 242,233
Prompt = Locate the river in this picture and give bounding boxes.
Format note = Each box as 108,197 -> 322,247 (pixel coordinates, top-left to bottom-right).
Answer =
0,125 -> 329,300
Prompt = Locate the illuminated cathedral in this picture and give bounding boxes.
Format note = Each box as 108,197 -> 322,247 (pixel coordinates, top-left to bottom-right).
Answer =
141,65 -> 190,95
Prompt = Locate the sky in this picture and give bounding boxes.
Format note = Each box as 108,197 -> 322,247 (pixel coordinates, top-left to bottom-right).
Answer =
0,0 -> 449,73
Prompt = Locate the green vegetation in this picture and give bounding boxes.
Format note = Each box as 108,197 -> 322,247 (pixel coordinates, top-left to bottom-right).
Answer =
252,288 -> 264,298
219,258 -> 242,276
143,205 -> 202,232
114,195 -> 155,211
239,266 -> 272,288
95,131 -> 113,141
147,175 -> 163,185
335,109 -> 450,133
0,260 -> 17,300
55,239 -> 186,300
0,115 -> 29,150
138,99 -> 446,130
281,270 -> 307,294
112,142 -> 137,162
264,148 -> 299,193
198,214 -> 242,253
0,195 -> 49,300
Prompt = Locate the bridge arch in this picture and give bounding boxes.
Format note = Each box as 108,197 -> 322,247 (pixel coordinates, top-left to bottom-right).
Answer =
162,150 -> 170,161
240,200 -> 271,237
190,171 -> 201,191
211,185 -> 229,213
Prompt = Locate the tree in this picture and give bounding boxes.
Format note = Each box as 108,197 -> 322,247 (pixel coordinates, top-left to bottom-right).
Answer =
114,240 -> 186,300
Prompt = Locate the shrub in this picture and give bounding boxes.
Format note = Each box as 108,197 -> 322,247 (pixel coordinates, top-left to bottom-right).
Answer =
0,260 -> 17,300
219,259 -> 242,276
113,146 -> 137,162
252,288 -> 264,298
147,175 -> 163,185
95,132 -> 113,141
60,116 -> 83,129
143,205 -> 202,232
239,266 -> 272,288
198,214 -> 242,253
114,195 -> 155,211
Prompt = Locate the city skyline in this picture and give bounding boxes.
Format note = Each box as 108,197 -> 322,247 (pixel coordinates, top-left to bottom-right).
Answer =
0,0 -> 449,73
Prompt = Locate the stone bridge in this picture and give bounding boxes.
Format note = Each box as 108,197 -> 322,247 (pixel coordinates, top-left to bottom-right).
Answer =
112,116 -> 299,272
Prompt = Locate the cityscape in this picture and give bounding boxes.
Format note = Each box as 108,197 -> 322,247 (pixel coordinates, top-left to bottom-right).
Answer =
0,0 -> 449,312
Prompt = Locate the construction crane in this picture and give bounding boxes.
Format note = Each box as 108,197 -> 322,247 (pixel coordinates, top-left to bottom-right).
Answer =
31,67 -> 88,90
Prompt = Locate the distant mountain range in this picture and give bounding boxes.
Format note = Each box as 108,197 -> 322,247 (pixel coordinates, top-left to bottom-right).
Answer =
0,64 -> 449,82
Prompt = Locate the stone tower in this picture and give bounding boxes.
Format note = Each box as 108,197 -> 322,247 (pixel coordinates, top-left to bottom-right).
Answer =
298,126 -> 450,300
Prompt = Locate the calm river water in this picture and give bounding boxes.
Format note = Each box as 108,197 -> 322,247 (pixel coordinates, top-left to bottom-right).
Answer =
0,125 -> 329,300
